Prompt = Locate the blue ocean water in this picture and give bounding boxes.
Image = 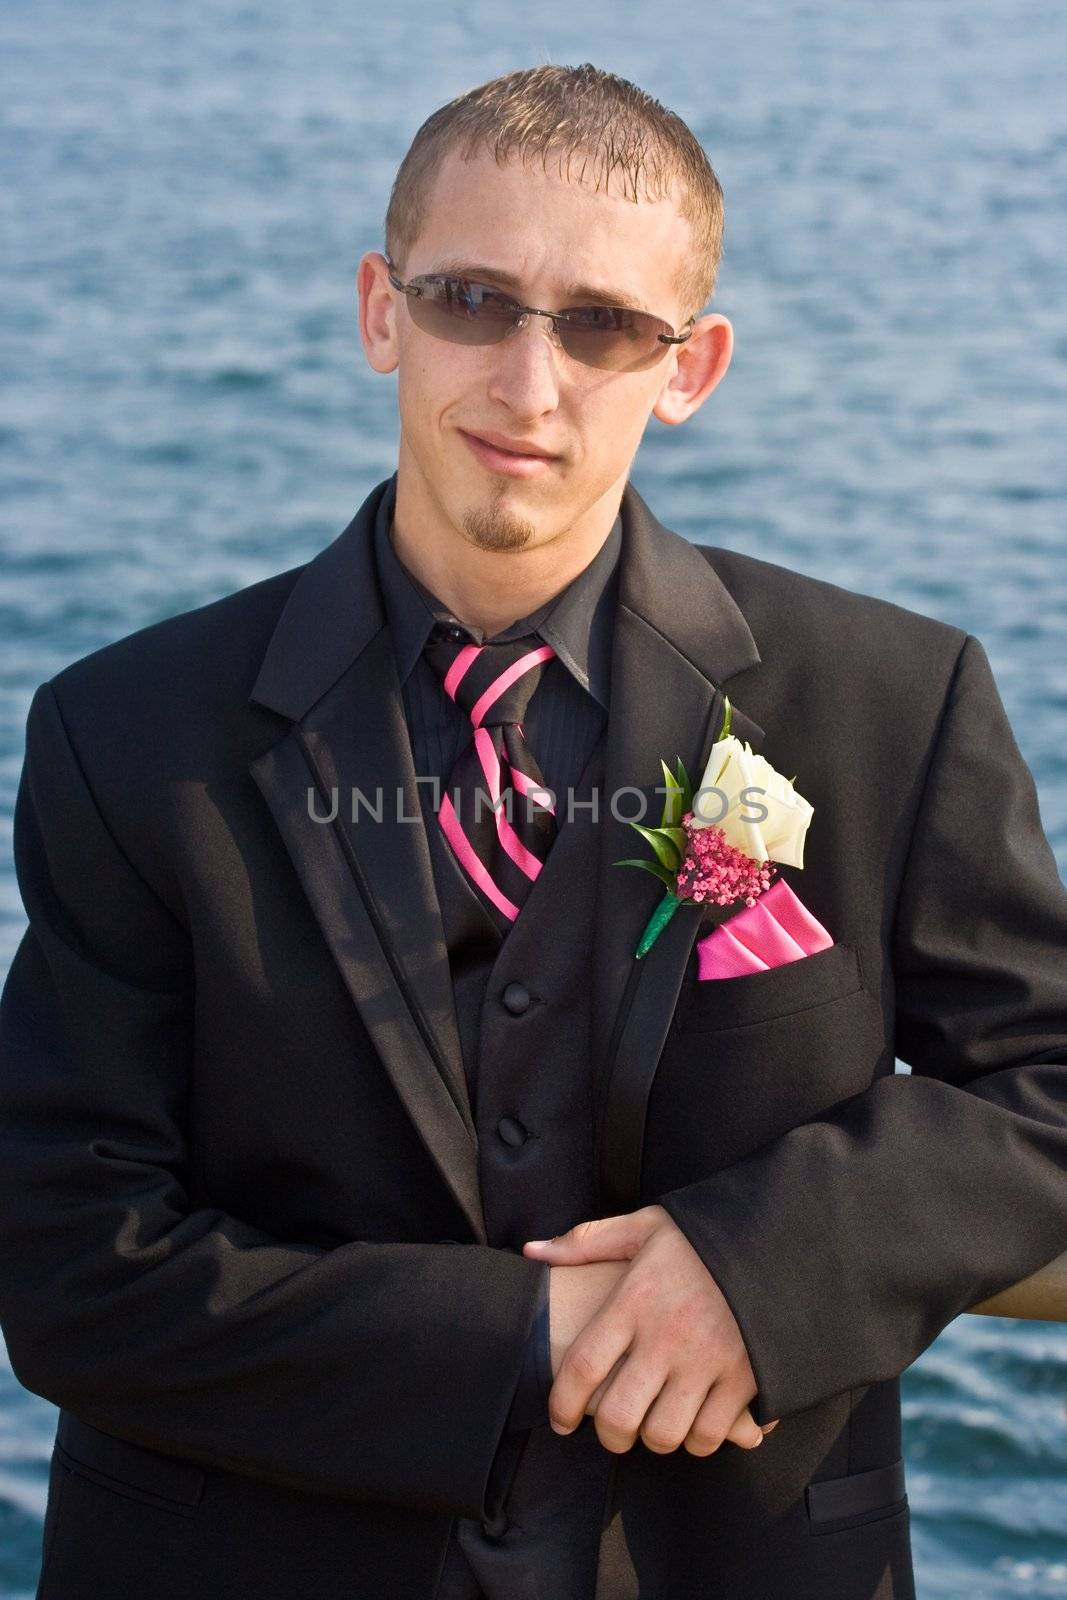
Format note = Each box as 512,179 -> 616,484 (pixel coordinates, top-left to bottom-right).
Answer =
1,1 -> 1065,1593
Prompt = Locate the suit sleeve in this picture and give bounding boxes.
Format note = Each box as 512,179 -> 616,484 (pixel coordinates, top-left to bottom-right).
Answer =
477,1265 -> 551,1520
504,1264 -> 552,1432
0,681 -> 546,1518
658,634 -> 1067,1426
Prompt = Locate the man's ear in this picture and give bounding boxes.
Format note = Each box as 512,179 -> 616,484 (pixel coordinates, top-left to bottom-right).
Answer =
652,314 -> 733,426
357,251 -> 400,375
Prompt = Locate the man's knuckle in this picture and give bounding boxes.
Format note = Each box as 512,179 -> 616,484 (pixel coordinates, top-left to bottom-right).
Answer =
641,1426 -> 678,1453
685,1433 -> 721,1457
597,1401 -> 635,1436
568,1346 -> 601,1384
607,1370 -> 652,1410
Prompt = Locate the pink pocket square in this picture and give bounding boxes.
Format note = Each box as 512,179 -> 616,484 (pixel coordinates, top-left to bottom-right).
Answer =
695,878 -> 833,981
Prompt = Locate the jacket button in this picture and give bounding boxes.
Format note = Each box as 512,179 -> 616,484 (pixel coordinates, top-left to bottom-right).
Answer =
497,1117 -> 528,1147
502,981 -> 531,1014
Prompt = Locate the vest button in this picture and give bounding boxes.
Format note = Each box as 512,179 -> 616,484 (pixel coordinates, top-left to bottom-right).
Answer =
497,1117 -> 528,1147
502,981 -> 531,1015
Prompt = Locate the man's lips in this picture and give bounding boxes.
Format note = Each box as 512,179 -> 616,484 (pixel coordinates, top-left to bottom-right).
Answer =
460,430 -> 559,477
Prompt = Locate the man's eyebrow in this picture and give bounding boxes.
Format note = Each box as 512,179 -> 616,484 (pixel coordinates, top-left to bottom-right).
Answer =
425,259 -> 651,314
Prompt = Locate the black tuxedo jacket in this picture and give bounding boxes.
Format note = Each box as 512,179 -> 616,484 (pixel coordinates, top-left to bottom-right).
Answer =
1,476 -> 1065,1599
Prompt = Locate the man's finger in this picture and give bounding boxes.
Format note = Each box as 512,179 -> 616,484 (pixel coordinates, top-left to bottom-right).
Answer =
634,1372 -> 714,1455
584,1353 -> 627,1414
524,1209 -> 655,1265
589,1353 -> 669,1454
683,1389 -> 763,1457
549,1309 -> 634,1433
726,1405 -> 766,1451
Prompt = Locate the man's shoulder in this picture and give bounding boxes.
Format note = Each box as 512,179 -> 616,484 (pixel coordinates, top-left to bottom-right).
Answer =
39,560 -> 310,774
693,542 -> 969,677
47,561 -> 305,715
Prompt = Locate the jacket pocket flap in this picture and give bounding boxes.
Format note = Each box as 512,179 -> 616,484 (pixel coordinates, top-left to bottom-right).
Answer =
806,1457 -> 907,1526
55,1410 -> 205,1511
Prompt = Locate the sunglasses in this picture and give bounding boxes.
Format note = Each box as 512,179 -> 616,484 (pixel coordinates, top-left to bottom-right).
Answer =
385,258 -> 694,374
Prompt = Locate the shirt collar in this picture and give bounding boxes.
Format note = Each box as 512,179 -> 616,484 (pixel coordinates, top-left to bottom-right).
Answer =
373,472 -> 619,709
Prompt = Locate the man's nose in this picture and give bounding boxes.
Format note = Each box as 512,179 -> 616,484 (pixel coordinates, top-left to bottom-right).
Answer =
505,310 -> 564,350
486,312 -> 563,413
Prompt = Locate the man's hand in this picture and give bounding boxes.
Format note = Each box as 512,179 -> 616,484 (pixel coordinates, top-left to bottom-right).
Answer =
545,1261 -> 631,1385
524,1205 -> 780,1456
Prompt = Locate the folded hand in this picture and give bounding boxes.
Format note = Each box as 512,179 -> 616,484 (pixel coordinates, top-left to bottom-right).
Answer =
524,1205 -> 780,1456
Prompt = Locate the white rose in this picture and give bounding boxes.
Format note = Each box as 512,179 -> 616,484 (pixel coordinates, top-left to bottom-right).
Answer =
689,736 -> 814,868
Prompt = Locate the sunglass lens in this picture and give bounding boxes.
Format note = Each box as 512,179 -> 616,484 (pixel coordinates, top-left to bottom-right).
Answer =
557,307 -> 665,372
407,277 -> 516,346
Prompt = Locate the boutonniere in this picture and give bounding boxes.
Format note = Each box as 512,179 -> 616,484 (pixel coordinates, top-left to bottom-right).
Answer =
614,699 -> 815,958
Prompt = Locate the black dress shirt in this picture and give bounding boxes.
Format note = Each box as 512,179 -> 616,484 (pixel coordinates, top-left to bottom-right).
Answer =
371,473 -> 620,1438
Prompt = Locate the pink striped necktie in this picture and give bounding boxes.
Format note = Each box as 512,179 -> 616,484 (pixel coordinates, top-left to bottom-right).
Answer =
423,623 -> 559,934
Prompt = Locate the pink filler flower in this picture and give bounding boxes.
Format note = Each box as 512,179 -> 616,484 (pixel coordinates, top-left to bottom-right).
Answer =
674,811 -> 776,907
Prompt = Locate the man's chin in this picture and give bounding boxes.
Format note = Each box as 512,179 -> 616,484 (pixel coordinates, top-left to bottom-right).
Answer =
460,500 -> 538,554
456,479 -> 544,554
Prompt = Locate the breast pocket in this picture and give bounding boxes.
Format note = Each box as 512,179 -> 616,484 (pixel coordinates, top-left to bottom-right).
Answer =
674,941 -> 862,1032
641,942 -> 886,1196
53,1411 -> 205,1517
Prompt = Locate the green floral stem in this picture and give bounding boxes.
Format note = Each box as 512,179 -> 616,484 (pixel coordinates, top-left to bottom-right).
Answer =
635,891 -> 681,958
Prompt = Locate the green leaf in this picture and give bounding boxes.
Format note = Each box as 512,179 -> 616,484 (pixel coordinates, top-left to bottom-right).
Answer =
673,755 -> 694,812
659,759 -> 685,828
612,856 -> 677,889
629,823 -> 683,871
718,695 -> 733,740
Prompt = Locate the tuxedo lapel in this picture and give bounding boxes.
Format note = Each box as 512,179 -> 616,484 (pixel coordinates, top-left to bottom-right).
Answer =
592,481 -> 765,1214
247,480 -> 483,1241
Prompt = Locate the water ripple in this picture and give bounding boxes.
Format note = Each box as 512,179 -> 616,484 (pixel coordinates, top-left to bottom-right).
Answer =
1,1 -> 1065,1594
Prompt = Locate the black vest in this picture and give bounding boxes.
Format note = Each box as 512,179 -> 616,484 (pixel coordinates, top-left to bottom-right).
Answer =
422,735 -> 634,1599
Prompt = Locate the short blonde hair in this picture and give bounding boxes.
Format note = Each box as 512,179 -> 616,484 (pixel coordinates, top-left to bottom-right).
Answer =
384,62 -> 724,323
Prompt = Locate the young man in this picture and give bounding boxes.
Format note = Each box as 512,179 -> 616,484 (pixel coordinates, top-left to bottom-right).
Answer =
1,63 -> 1065,1600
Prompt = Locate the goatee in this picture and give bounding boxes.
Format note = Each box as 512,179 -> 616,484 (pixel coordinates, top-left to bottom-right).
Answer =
462,486 -> 536,553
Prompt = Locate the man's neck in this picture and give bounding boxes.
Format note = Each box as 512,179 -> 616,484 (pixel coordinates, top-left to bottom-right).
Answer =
390,468 -> 625,637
